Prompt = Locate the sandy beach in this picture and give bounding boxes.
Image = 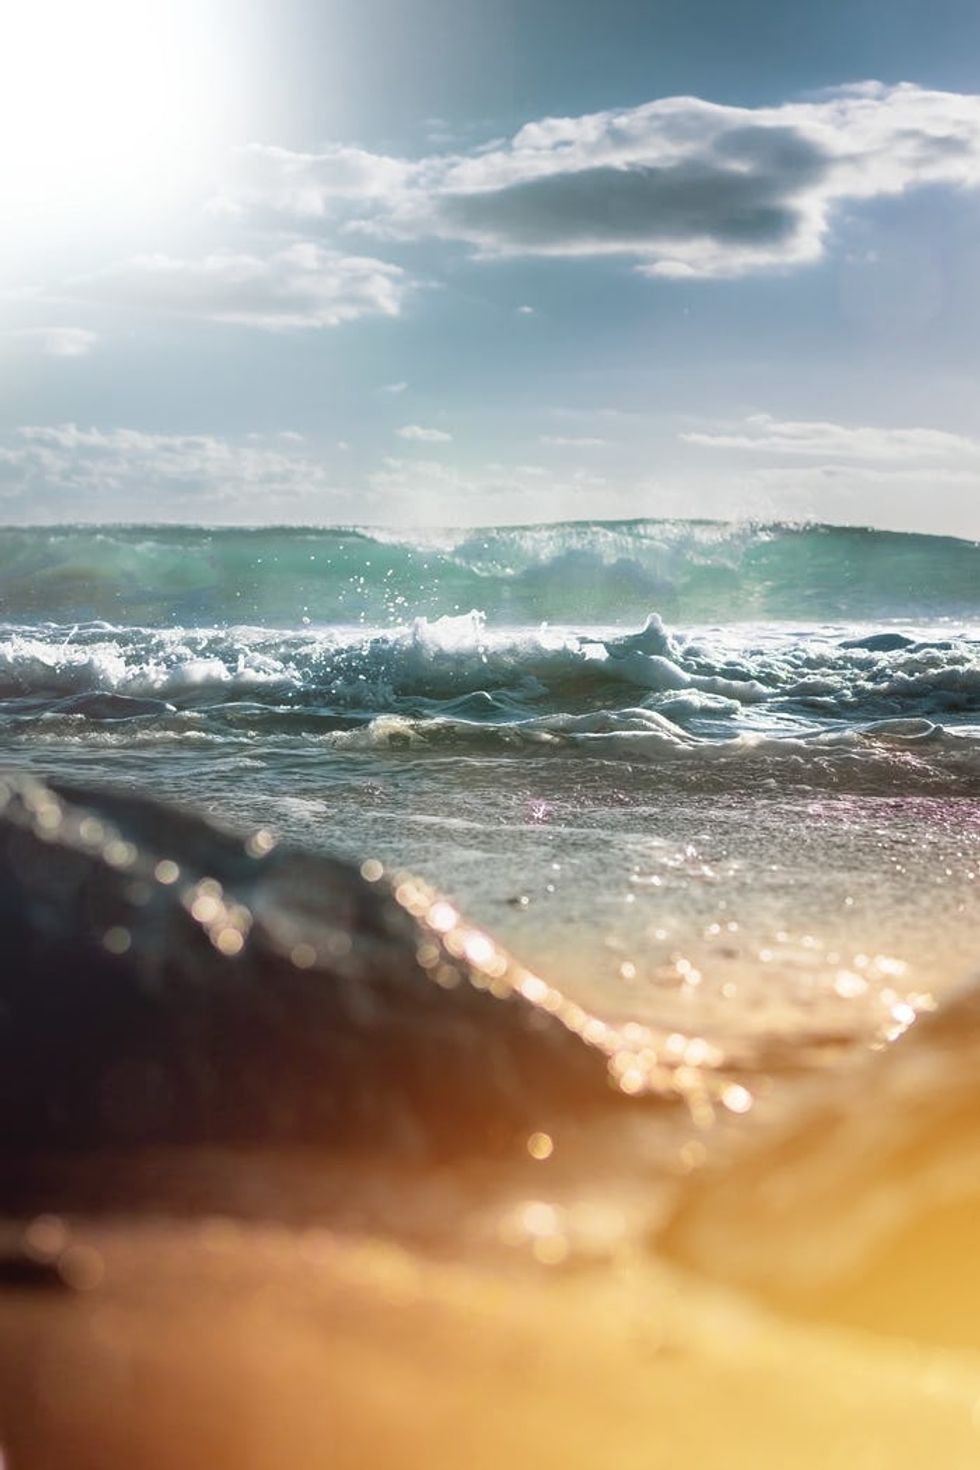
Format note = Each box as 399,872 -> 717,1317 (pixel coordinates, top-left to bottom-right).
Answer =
4,1194 -> 980,1470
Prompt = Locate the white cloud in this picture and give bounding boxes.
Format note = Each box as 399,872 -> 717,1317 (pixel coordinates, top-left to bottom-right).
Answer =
681,413 -> 980,461
747,461 -> 980,488
0,424 -> 347,521
516,304 -> 536,315
5,326 -> 98,357
213,142 -> 413,218
396,424 -> 452,443
382,380 -> 408,393
62,244 -> 412,330
222,83 -> 980,278
540,434 -> 608,448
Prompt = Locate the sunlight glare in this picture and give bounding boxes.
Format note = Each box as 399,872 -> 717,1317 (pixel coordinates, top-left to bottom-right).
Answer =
0,1 -> 232,215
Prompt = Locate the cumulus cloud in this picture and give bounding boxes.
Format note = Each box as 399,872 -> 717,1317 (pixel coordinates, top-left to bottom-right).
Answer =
221,83 -> 980,278
396,424 -> 452,443
62,244 -> 412,330
0,424 -> 347,521
382,380 -> 408,393
682,413 -> 980,460
5,327 -> 98,357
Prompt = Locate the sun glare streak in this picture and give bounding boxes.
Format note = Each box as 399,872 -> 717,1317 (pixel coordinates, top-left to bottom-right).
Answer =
0,0 -> 235,218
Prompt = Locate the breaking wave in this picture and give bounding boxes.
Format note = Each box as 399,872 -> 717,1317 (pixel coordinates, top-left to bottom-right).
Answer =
1,519 -> 978,626
1,610 -> 978,793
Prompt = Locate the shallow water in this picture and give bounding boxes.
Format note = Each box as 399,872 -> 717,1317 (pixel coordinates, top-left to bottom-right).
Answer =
3,520 -> 979,1159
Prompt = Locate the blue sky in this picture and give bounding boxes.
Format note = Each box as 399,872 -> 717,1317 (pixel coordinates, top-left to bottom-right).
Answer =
2,0 -> 980,534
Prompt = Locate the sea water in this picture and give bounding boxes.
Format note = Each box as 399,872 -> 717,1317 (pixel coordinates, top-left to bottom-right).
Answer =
1,518 -> 978,1070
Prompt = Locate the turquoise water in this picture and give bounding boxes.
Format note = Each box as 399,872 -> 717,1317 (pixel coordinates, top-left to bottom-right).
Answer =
1,519 -> 979,625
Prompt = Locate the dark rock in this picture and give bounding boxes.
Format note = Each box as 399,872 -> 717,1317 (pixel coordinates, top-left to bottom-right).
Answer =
0,774 -> 626,1164
839,633 -> 915,653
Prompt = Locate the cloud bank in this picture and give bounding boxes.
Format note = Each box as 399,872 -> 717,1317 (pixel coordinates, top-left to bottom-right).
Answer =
0,424 -> 621,526
0,425 -> 346,520
65,244 -> 412,330
221,83 -> 980,278
682,413 -> 980,460
5,327 -> 98,357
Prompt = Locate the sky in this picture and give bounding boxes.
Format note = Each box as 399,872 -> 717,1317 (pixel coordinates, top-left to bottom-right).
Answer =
2,0 -> 980,535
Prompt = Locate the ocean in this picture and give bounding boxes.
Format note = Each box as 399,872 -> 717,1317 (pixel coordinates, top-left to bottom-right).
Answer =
4,515 -> 980,1467
2,516 -> 979,1093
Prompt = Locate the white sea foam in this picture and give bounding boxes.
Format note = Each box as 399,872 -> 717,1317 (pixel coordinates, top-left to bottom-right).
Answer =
0,613 -> 977,790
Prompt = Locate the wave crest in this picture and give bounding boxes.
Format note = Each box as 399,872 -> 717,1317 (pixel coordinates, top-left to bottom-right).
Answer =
1,519 -> 978,625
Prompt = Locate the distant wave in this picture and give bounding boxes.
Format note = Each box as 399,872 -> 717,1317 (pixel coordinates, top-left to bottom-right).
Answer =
1,519 -> 979,625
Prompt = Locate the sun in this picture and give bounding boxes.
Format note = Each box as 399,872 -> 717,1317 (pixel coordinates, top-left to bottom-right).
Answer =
0,0 -> 233,219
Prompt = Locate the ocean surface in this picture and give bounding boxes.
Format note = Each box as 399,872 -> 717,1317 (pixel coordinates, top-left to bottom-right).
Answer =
3,518 -> 979,1067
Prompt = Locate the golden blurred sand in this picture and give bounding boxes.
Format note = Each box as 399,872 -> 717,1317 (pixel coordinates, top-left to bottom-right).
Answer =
3,1201 -> 980,1470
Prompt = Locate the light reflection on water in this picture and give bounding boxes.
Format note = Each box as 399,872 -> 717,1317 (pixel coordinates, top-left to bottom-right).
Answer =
5,737 -> 976,1058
